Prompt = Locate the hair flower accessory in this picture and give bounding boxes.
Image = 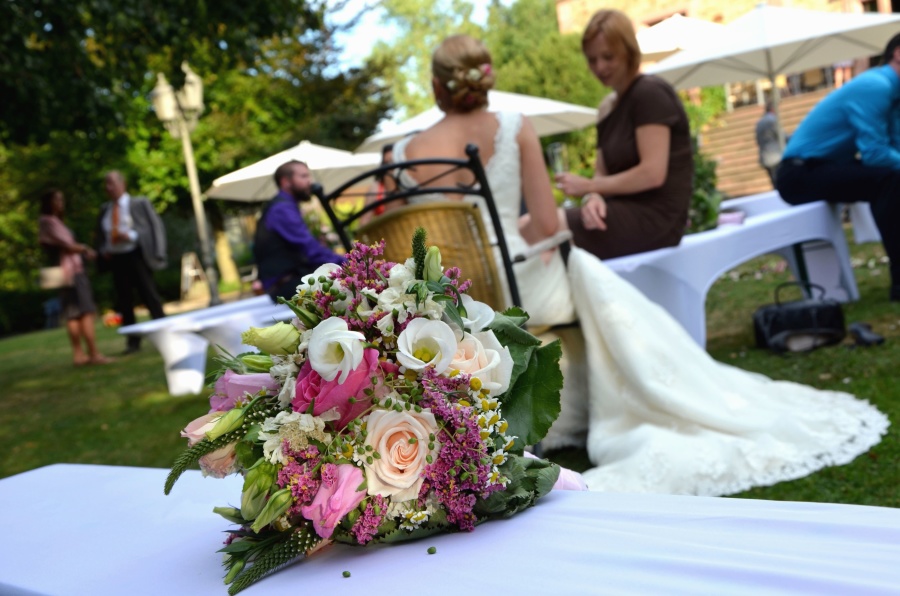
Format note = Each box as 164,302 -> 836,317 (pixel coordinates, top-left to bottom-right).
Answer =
163,228 -> 566,595
445,79 -> 458,91
466,67 -> 483,82
479,63 -> 492,76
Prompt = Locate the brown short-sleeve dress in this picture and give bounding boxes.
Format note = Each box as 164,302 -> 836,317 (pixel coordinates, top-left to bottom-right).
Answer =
565,75 -> 693,259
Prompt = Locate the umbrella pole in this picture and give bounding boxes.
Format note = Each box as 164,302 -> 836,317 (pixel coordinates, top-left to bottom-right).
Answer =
764,50 -> 787,150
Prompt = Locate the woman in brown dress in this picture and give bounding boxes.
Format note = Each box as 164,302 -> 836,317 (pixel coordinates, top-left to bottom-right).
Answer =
550,9 -> 694,259
38,189 -> 112,366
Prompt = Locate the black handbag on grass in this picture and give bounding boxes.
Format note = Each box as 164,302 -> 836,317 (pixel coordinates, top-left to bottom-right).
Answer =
753,282 -> 846,353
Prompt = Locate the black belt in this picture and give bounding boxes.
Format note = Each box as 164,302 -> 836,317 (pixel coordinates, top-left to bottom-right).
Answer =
783,157 -> 825,167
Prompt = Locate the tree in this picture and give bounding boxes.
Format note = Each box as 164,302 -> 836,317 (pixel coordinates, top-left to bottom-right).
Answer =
0,2 -> 392,295
0,0 -> 323,144
369,0 -> 483,116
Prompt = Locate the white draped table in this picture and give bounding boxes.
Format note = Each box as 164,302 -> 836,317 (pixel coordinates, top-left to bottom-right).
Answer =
1,464 -> 899,595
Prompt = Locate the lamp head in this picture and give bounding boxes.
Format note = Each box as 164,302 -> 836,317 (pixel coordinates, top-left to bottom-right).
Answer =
151,73 -> 177,122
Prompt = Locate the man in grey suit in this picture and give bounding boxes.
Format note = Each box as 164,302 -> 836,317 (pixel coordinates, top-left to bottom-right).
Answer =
95,170 -> 167,354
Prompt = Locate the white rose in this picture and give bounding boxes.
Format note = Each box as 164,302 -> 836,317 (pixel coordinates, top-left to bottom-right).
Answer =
449,330 -> 513,395
307,317 -> 365,383
363,409 -> 439,502
396,318 -> 458,374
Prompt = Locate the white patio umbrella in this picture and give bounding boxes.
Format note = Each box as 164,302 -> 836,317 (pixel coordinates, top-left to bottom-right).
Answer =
206,140 -> 382,201
645,4 -> 900,146
637,14 -> 725,63
356,90 -> 598,153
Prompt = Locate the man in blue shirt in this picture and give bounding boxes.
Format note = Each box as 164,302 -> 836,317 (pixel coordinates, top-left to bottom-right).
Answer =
253,160 -> 344,300
777,33 -> 900,301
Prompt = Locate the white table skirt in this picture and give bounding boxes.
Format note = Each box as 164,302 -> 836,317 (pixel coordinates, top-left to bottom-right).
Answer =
1,464 -> 899,595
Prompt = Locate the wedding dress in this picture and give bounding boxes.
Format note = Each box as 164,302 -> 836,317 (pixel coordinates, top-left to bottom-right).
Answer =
394,111 -> 890,496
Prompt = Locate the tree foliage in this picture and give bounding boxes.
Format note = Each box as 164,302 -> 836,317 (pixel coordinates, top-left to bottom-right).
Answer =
0,1 -> 392,295
0,0 -> 326,144
369,0 -> 483,117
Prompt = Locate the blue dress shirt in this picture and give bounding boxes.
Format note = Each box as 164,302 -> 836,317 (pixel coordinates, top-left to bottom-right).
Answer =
783,64 -> 900,170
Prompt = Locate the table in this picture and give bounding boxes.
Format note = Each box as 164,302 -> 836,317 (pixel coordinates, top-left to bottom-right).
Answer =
2,464 -> 899,595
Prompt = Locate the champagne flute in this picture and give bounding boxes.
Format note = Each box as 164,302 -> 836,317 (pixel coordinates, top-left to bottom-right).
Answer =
547,142 -> 576,208
547,142 -> 569,176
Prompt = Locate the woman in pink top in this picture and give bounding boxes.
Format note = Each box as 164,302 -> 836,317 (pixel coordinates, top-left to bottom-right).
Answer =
38,189 -> 112,366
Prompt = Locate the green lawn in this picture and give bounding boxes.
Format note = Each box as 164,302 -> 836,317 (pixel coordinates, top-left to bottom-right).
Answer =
1,236 -> 897,508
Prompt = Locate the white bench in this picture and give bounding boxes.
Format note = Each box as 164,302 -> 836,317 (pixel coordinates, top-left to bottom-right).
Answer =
605,191 -> 859,347
119,295 -> 294,396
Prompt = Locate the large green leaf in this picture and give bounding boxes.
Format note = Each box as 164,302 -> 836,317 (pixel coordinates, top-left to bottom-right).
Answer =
500,340 -> 563,449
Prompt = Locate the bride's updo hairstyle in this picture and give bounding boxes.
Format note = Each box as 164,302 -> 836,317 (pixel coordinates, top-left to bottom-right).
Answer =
582,9 -> 641,76
432,34 -> 495,113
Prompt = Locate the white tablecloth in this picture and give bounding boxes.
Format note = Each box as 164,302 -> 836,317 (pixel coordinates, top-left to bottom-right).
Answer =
1,464 -> 899,595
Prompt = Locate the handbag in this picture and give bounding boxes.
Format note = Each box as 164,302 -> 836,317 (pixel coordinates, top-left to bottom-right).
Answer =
38,266 -> 70,290
753,281 -> 846,353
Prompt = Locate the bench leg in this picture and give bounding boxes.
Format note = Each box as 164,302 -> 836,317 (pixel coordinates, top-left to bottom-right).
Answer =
145,329 -> 210,396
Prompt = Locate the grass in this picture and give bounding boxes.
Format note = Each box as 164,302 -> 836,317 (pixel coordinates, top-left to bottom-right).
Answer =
1,233 -> 897,508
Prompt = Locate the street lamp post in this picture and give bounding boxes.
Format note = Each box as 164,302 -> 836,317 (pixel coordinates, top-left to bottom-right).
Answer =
151,62 -> 221,306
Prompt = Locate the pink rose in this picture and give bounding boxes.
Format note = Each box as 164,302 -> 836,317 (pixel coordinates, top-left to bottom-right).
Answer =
210,370 -> 280,412
301,464 -> 367,539
199,443 -> 238,478
292,348 -> 383,429
180,412 -> 220,446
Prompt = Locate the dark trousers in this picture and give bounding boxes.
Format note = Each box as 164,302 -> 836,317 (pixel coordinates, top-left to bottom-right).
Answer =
776,159 -> 900,295
110,248 -> 166,348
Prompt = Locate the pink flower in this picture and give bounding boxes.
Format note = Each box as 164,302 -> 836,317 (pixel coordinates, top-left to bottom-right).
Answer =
292,348 -> 383,429
300,464 -> 367,539
210,370 -> 280,412
199,443 -> 238,478
180,412 -> 220,446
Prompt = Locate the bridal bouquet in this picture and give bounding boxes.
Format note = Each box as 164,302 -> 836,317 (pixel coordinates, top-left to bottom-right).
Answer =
165,229 -> 563,594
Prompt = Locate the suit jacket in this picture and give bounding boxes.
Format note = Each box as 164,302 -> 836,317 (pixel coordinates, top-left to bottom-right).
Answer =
95,196 -> 168,271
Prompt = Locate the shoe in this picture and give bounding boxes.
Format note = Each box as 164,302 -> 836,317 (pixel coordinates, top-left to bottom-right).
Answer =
120,345 -> 142,356
848,322 -> 884,347
891,286 -> 900,302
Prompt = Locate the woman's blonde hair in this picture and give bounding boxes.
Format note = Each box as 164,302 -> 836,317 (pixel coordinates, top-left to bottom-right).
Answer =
432,34 -> 495,113
582,9 -> 641,75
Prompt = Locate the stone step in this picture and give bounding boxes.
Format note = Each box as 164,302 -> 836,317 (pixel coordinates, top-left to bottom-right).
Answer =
704,87 -> 834,197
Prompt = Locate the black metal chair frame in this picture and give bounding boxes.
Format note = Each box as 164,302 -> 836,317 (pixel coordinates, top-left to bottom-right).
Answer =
312,144 -> 522,308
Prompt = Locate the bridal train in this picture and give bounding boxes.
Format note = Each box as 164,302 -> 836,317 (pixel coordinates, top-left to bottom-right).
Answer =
558,246 -> 889,496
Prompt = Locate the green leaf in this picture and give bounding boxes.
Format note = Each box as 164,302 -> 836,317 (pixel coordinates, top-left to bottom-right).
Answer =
500,340 -> 563,448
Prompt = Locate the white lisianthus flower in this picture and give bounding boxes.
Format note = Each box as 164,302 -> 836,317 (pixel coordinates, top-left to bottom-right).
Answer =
387,262 -> 415,289
308,317 -> 365,383
296,263 -> 342,294
449,330 -> 514,395
356,287 -> 379,318
375,312 -> 395,338
396,318 -> 458,374
445,294 -> 495,332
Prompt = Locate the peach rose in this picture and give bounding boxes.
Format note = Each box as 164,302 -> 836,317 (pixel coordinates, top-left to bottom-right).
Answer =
449,330 -> 513,395
363,409 -> 439,502
180,412 -> 221,446
199,443 -> 238,478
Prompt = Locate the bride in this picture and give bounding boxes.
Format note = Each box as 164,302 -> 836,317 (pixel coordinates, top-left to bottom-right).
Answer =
390,34 -> 889,496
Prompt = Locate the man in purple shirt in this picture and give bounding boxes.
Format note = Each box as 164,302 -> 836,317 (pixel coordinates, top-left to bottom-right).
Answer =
253,160 -> 344,300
